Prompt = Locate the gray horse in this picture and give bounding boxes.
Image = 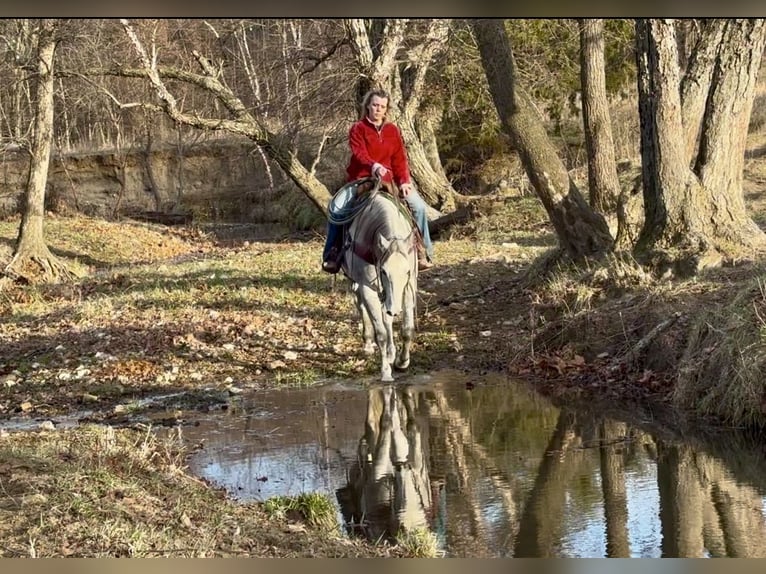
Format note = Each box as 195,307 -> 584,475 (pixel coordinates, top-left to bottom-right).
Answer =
340,187 -> 418,382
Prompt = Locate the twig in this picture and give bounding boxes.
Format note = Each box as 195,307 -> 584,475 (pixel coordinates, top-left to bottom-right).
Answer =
622,312 -> 682,365
439,285 -> 497,306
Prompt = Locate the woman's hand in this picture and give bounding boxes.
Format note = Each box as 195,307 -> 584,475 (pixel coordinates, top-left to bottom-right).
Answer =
372,163 -> 388,179
400,182 -> 413,197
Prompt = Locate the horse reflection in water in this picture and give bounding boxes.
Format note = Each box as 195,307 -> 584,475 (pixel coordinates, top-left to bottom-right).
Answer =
336,384 -> 437,544
340,185 -> 418,382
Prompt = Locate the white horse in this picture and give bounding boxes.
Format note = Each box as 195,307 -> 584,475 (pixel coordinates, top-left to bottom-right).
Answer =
340,185 -> 418,382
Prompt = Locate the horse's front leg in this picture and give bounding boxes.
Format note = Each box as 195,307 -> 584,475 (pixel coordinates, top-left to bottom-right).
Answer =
382,308 -> 396,363
359,285 -> 394,381
395,284 -> 416,371
355,287 -> 376,355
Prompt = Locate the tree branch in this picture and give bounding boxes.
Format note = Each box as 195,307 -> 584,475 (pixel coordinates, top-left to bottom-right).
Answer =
300,38 -> 347,75
402,19 -> 449,116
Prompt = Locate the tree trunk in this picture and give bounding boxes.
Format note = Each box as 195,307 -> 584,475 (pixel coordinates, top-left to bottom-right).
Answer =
679,19 -> 725,163
414,102 -> 446,175
142,116 -> 162,211
635,18 -> 766,275
471,18 -> 613,261
396,115 -> 455,211
635,19 -> 692,258
694,19 -> 766,226
5,19 -> 72,282
579,19 -> 620,214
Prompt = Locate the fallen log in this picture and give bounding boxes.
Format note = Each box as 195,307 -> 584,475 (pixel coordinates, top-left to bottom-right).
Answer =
126,211 -> 193,226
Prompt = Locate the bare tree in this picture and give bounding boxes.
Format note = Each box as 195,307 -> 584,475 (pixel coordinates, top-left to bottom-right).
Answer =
5,19 -> 72,282
0,20 -> 36,146
471,18 -> 613,262
118,19 -> 334,215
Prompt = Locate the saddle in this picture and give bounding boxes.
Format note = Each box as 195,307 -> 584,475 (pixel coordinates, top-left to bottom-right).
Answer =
333,178 -> 426,266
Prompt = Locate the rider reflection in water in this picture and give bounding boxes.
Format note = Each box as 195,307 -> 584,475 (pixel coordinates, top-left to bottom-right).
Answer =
336,385 -> 443,546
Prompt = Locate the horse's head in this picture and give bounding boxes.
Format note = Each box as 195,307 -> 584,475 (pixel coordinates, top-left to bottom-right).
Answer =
376,234 -> 416,317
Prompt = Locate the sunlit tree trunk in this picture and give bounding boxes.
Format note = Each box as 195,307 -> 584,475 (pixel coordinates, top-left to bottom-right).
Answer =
471,18 -> 613,262
679,19 -> 725,163
579,19 -> 620,214
415,102 -> 446,175
635,18 -> 766,276
5,19 -> 72,282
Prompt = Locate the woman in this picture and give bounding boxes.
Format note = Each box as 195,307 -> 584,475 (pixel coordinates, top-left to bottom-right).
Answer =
322,89 -> 434,273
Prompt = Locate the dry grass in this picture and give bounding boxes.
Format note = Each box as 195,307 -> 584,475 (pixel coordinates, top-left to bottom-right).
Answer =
673,276 -> 766,427
0,424 -> 404,557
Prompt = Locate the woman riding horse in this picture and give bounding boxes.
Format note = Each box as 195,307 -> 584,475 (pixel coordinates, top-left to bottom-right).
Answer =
322,89 -> 434,273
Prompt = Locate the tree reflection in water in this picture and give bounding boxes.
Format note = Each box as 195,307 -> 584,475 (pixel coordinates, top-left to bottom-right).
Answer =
176,370 -> 766,557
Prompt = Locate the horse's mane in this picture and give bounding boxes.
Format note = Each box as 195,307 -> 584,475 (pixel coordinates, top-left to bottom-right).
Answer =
352,192 -> 413,253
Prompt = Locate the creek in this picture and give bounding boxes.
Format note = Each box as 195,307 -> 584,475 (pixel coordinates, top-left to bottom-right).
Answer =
164,369 -> 766,558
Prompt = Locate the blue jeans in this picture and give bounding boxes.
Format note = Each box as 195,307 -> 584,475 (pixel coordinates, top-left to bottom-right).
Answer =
323,186 -> 433,261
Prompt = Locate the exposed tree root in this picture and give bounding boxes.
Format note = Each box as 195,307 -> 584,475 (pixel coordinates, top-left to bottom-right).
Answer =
4,249 -> 77,284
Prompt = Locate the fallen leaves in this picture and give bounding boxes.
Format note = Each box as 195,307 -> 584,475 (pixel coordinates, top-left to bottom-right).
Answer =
522,353 -> 588,377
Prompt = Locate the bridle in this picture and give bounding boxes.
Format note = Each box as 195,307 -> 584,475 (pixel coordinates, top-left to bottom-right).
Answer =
375,228 -> 416,303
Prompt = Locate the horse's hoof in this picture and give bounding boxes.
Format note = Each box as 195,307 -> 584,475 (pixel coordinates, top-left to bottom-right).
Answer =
394,360 -> 410,371
381,373 -> 394,382
362,343 -> 376,355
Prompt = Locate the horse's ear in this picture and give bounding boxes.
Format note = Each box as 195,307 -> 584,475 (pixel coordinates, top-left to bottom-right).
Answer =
378,235 -> 391,252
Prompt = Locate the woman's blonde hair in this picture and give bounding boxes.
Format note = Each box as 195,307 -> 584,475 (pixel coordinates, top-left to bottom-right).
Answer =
359,88 -> 390,120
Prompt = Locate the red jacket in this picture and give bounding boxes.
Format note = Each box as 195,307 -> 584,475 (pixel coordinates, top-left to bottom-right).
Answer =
346,117 -> 411,186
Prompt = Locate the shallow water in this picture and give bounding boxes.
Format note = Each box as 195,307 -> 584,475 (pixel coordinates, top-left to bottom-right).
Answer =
166,369 -> 766,557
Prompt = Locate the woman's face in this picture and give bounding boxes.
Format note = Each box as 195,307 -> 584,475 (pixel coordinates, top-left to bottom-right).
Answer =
366,95 -> 388,124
